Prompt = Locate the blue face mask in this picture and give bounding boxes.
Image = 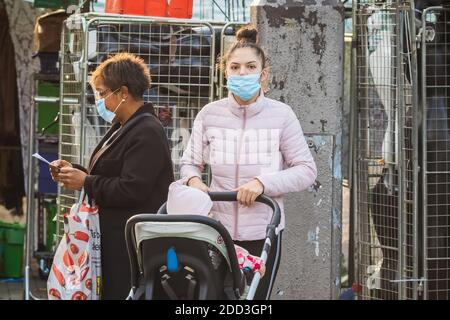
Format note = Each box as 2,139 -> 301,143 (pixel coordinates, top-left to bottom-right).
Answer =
95,89 -> 123,123
226,74 -> 261,101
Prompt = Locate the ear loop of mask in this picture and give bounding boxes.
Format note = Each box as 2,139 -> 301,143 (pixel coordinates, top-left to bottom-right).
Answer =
103,88 -> 126,114
113,97 -> 126,114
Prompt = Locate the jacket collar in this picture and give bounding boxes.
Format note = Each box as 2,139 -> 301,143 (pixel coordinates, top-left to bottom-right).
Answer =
94,102 -> 155,151
88,102 -> 155,172
227,89 -> 266,118
120,102 -> 155,124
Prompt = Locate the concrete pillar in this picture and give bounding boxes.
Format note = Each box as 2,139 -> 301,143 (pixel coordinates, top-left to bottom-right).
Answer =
251,0 -> 344,299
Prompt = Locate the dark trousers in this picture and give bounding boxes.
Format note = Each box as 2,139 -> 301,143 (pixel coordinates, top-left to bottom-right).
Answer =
234,231 -> 282,300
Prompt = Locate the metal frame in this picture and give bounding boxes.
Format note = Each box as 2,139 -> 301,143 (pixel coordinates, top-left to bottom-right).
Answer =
56,13 -> 227,245
353,1 -> 450,301
421,6 -> 450,300
24,74 -> 39,301
24,75 -> 62,300
353,0 -> 419,300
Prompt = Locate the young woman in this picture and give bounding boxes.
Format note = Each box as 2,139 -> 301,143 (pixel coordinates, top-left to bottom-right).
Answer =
180,25 -> 317,299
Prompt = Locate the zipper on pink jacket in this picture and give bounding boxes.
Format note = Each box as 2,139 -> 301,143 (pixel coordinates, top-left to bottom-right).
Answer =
234,108 -> 247,239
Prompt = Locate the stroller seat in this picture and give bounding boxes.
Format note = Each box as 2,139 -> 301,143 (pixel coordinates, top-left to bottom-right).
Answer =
125,192 -> 281,300
126,215 -> 246,300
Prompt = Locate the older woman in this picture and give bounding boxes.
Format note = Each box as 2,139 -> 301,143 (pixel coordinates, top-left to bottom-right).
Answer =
50,53 -> 174,299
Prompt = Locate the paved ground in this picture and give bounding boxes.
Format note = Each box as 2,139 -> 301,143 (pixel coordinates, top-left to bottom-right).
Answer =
0,260 -> 48,300
0,203 -> 47,300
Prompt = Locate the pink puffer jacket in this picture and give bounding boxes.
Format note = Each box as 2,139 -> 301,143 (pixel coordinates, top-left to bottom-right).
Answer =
180,91 -> 317,240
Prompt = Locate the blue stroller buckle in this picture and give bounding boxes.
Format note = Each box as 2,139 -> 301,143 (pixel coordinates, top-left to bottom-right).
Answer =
167,247 -> 179,273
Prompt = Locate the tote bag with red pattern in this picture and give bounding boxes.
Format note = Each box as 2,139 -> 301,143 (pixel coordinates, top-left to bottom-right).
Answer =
47,191 -> 101,300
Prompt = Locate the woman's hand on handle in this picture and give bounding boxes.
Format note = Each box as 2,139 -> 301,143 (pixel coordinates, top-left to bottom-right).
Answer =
187,176 -> 210,193
234,179 -> 264,207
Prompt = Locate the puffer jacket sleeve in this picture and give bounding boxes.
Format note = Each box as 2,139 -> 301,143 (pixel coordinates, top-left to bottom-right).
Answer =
256,108 -> 317,197
180,112 -> 207,181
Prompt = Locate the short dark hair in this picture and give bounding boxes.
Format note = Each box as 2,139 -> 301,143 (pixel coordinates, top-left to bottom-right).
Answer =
91,52 -> 151,99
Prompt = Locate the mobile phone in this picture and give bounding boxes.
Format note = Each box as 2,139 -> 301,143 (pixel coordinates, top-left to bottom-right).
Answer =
49,164 -> 60,173
32,153 -> 61,173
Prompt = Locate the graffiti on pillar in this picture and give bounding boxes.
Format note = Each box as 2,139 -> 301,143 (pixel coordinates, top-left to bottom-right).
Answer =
307,226 -> 320,257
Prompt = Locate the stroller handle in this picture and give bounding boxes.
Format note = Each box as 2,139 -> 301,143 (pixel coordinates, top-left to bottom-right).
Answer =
158,191 -> 281,241
208,192 -> 281,233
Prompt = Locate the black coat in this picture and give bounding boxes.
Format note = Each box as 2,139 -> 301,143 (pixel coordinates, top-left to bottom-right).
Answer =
82,103 -> 174,299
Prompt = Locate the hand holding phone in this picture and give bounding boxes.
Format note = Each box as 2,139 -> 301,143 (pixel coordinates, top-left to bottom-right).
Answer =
49,159 -> 73,182
49,164 -> 60,173
32,153 -> 72,181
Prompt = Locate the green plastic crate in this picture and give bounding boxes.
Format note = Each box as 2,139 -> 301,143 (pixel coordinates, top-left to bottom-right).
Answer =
0,222 -> 6,276
0,222 -> 25,278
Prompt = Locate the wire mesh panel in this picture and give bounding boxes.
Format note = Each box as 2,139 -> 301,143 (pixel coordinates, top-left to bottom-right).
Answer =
193,0 -> 251,22
57,18 -> 85,239
57,13 -> 221,240
401,5 -> 419,299
421,6 -> 450,300
353,0 -> 418,300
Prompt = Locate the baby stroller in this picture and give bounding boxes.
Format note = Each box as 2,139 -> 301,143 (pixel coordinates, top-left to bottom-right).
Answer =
125,191 -> 281,300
